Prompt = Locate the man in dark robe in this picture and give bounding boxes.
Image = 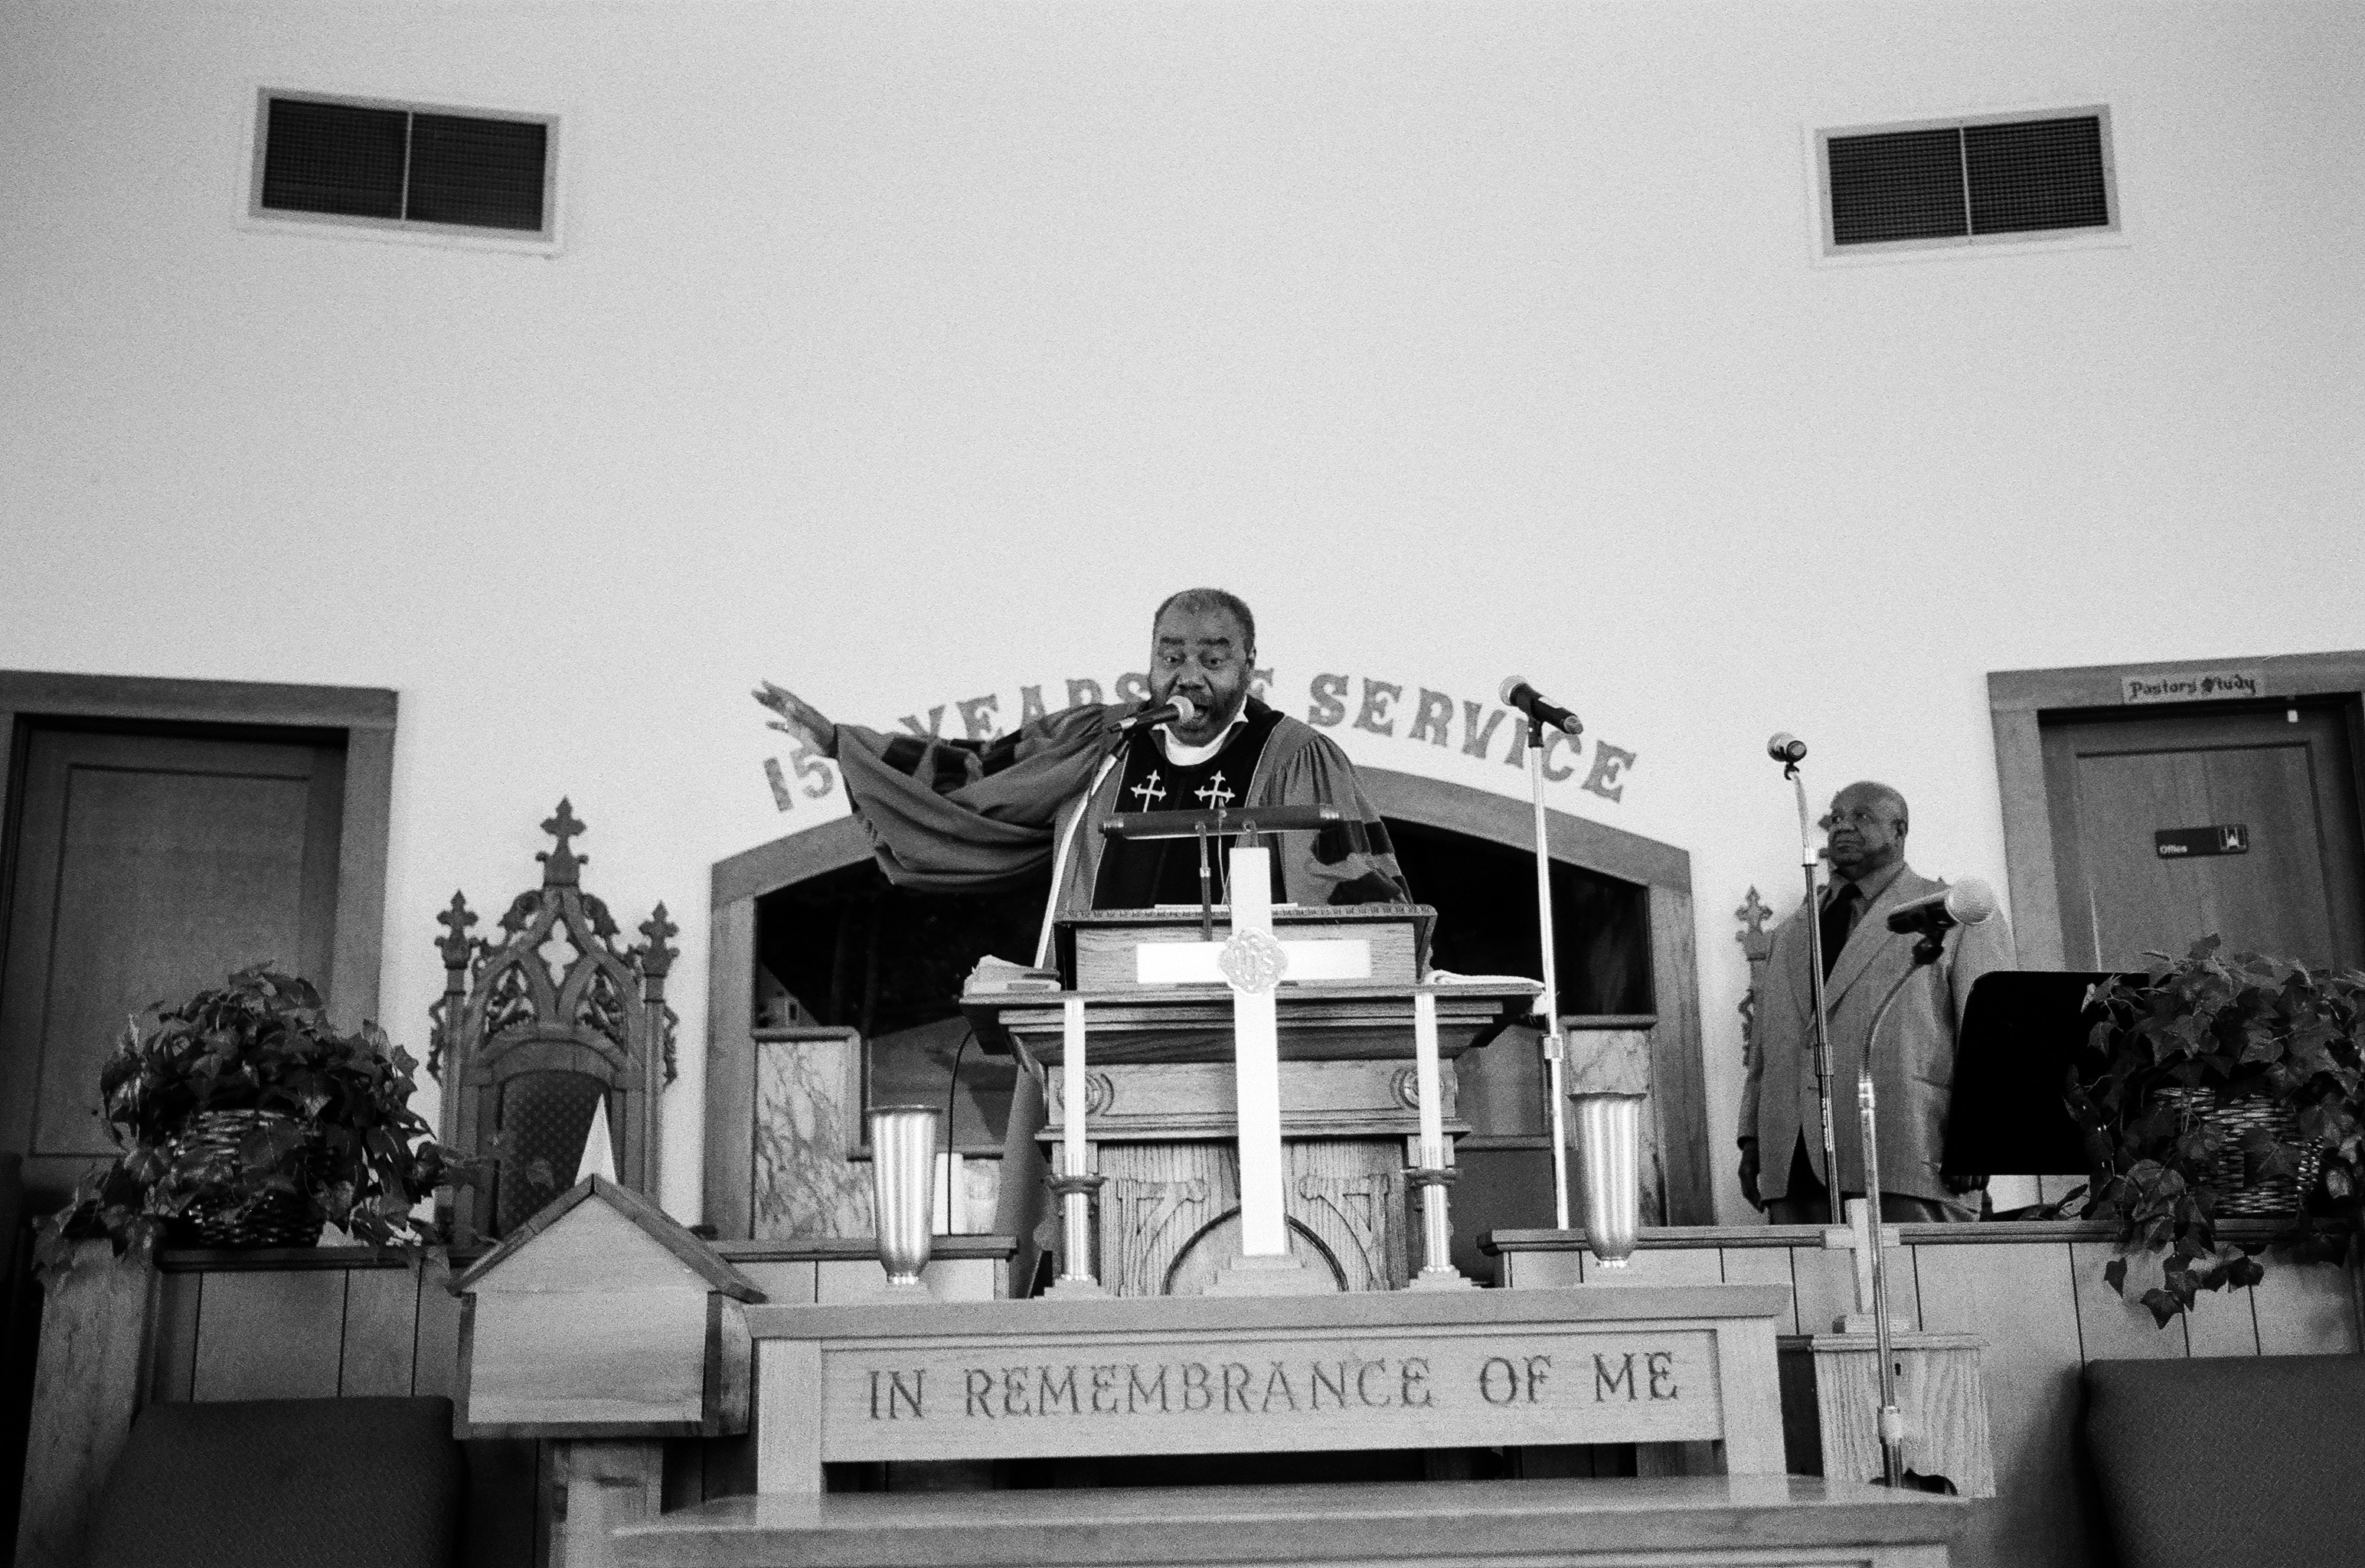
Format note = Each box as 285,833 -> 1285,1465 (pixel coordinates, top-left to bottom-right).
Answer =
755,587 -> 1410,969
756,590 -> 1409,1287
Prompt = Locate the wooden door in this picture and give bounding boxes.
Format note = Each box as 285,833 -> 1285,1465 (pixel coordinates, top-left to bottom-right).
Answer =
0,727 -> 346,1204
2041,702 -> 2365,970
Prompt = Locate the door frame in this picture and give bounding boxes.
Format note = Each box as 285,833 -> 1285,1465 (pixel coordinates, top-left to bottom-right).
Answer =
1988,650 -> 2365,968
701,767 -> 1708,1233
0,671 -> 398,1024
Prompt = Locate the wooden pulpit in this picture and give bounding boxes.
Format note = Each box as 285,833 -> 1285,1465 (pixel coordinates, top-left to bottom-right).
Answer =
963,889 -> 1536,1296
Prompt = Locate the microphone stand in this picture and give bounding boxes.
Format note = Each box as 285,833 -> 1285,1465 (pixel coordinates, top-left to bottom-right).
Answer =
1787,760 -> 1842,1227
1857,926 -> 1948,1491
1527,715 -> 1573,1231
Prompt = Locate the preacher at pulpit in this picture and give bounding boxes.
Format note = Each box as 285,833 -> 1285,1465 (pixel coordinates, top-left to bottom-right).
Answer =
756,588 -> 1411,962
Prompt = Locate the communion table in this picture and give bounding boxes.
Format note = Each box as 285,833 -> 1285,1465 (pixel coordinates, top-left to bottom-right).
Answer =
603,1283 -> 1966,1568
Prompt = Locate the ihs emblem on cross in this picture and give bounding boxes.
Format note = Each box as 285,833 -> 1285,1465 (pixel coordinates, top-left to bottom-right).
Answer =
1217,927 -> 1288,996
1129,770 -> 1166,808
1194,772 -> 1235,809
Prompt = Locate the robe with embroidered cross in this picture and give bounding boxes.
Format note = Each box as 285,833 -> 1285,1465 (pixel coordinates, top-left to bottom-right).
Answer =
830,695 -> 1410,962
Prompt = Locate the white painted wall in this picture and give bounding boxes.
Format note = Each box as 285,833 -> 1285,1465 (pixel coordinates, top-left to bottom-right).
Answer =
4,1 -> 2360,1224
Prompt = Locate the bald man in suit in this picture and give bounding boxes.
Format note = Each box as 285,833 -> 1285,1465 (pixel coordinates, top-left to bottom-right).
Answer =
1738,781 -> 2015,1223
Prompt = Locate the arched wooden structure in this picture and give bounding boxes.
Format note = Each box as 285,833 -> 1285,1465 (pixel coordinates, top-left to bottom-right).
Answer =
702,767 -> 1707,1234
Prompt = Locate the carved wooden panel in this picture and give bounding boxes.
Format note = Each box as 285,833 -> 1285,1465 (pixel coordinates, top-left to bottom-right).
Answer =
1096,1138 -> 1410,1295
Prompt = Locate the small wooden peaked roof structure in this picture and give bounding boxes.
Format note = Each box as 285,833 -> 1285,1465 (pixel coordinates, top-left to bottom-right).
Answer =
454,1174 -> 763,1301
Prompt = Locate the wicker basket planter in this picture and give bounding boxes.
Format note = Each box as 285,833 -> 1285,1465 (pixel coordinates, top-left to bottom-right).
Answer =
167,1109 -> 325,1249
2154,1088 -> 2322,1218
2067,940 -> 2365,1327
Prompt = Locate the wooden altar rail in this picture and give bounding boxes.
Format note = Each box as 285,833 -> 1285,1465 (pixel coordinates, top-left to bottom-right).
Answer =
1482,1221 -> 2363,1568
18,1237 -> 1014,1568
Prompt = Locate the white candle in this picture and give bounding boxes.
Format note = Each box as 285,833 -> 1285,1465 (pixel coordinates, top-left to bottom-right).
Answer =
1062,995 -> 1087,1179
1413,990 -> 1445,1170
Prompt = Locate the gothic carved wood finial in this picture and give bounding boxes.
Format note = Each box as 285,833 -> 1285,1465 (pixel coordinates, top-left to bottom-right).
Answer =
636,903 -> 680,987
436,891 -> 478,973
1735,886 -> 1777,1044
1735,887 -> 1775,959
538,798 -> 589,887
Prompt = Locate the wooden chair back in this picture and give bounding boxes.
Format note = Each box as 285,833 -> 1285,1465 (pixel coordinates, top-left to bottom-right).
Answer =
429,801 -> 677,1243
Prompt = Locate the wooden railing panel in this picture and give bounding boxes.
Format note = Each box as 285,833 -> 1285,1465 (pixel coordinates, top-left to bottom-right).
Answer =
191,1268 -> 347,1400
2182,1286 -> 2262,1357
17,1243 -> 152,1568
1719,1247 -> 1800,1334
2065,1240 -> 2188,1359
1788,1244 -> 1871,1334
147,1269 -> 201,1403
340,1263 -> 423,1396
2253,1256 -> 2362,1354
415,1261 -> 466,1402
1910,1242 -> 2084,1568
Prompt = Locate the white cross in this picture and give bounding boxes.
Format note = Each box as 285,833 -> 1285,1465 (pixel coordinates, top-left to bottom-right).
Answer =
1134,846 -> 1370,1260
1129,769 -> 1166,809
1194,771 -> 1236,809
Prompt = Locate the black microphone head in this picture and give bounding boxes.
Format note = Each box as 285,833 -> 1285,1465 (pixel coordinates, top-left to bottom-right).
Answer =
1884,890 -> 1949,933
1766,733 -> 1807,764
1499,675 -> 1530,707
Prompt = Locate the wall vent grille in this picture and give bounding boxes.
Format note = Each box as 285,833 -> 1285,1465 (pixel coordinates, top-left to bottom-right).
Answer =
251,93 -> 555,240
1819,109 -> 2114,254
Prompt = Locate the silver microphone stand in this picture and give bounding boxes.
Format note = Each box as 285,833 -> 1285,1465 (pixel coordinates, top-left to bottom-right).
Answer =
1785,755 -> 1843,1226
1858,927 -> 1950,1491
1528,714 -> 1573,1231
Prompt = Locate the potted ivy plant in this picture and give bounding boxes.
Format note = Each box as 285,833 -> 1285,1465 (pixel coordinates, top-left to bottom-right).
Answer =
38,964 -> 467,1269
2067,937 -> 2365,1326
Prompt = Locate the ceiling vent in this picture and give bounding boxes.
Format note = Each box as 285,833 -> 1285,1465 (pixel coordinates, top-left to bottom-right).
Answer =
1815,108 -> 2116,256
249,92 -> 557,243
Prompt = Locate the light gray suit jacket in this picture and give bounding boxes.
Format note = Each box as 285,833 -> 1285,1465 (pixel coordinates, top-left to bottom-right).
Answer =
1738,864 -> 2016,1211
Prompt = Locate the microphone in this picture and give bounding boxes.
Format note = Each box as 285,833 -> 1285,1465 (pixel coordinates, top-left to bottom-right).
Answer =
1500,677 -> 1583,737
1116,694 -> 1200,733
1767,733 -> 1808,764
1885,877 -> 1999,936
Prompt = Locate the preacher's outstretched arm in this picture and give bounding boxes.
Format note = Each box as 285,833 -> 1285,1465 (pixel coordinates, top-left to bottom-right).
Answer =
751,681 -> 838,759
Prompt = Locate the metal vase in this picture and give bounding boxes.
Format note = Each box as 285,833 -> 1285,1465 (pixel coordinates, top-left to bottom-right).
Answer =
1570,1091 -> 1647,1269
868,1105 -> 941,1287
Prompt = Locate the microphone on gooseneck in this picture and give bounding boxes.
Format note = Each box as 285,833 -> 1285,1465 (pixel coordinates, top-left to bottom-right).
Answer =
1500,677 -> 1583,737
1766,733 -> 1808,765
1116,694 -> 1199,734
1885,877 -> 1999,936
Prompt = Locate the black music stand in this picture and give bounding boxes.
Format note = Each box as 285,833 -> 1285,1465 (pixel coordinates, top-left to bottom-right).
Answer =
1942,969 -> 2136,1180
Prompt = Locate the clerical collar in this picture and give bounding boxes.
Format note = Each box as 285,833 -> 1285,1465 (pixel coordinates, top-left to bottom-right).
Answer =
1156,711 -> 1248,766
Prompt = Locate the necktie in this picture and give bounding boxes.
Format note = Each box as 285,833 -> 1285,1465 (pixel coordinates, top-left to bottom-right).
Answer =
1819,882 -> 1861,978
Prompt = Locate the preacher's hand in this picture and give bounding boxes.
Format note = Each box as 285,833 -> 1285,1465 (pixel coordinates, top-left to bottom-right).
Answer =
752,681 -> 838,760
1944,1171 -> 1988,1197
1738,1137 -> 1763,1211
